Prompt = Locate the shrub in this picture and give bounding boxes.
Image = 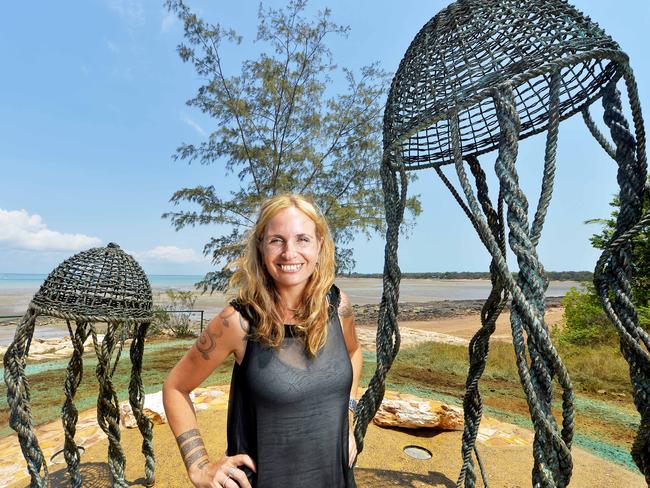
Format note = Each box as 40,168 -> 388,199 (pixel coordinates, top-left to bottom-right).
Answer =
151,289 -> 198,338
560,284 -> 615,345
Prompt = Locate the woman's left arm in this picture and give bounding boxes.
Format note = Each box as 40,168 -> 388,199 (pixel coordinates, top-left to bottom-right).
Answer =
339,290 -> 362,467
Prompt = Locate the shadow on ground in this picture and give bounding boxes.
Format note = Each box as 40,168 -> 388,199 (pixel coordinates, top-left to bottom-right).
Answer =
355,467 -> 455,487
19,462 -> 151,487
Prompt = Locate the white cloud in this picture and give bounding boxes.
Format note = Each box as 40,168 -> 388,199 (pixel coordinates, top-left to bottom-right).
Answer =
161,12 -> 176,33
182,116 -> 207,136
0,209 -> 102,252
139,246 -> 203,264
105,0 -> 145,25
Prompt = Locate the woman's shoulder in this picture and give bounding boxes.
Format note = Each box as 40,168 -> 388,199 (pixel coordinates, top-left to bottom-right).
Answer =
212,303 -> 253,341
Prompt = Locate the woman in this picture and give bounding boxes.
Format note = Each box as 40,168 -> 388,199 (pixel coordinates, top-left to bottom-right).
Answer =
163,194 -> 362,488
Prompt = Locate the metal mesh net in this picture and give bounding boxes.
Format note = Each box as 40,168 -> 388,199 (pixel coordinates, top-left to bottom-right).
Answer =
383,0 -> 627,169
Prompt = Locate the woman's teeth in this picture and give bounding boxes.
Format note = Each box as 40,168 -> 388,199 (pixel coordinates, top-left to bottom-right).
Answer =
279,264 -> 303,272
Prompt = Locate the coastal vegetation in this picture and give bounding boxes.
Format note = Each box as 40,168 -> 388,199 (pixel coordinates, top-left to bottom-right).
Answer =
151,289 -> 198,338
559,194 -> 650,345
346,271 -> 593,281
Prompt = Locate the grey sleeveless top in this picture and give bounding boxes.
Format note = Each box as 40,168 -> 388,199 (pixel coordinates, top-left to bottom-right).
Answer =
227,285 -> 357,487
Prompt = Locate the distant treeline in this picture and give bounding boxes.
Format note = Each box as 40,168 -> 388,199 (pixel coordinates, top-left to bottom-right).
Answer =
343,271 -> 593,281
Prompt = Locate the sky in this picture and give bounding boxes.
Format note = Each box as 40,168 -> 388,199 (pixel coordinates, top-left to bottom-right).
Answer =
1,0 -> 649,276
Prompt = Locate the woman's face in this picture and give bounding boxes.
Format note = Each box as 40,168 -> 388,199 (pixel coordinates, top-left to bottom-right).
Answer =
261,206 -> 322,295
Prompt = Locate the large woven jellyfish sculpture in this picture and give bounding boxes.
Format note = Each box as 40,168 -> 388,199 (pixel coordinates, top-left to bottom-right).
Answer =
3,243 -> 155,488
352,1 -> 649,487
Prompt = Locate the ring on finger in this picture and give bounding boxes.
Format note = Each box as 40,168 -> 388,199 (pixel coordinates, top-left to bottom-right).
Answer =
227,467 -> 237,478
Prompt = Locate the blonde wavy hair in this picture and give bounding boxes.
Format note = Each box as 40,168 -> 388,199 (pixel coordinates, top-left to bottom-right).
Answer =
229,194 -> 336,356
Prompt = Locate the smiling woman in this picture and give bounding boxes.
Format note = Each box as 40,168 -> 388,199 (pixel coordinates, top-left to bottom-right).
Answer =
163,194 -> 362,488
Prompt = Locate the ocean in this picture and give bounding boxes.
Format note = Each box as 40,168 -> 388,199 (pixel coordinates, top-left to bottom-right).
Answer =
0,273 -> 205,291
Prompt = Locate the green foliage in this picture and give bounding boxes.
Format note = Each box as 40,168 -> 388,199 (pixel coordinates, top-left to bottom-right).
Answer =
560,284 -> 615,345
587,193 -> 650,307
153,289 -> 198,337
164,0 -> 421,291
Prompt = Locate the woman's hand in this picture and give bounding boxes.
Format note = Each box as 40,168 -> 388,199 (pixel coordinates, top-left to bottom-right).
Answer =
188,454 -> 256,488
348,428 -> 358,468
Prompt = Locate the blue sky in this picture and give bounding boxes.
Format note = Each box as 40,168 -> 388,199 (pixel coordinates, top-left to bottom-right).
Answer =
1,0 -> 648,275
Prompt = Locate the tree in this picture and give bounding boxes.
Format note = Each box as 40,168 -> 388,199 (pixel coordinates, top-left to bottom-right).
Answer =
560,192 -> 650,345
163,0 -> 421,291
587,194 -> 650,307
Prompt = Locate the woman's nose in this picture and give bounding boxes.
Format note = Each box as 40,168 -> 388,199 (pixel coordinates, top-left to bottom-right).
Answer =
282,240 -> 297,257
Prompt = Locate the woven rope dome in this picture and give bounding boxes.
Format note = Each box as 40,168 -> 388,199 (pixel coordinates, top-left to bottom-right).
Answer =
30,242 -> 153,322
383,0 -> 626,169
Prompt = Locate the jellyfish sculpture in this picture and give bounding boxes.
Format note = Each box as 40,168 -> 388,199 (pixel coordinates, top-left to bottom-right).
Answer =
3,243 -> 155,487
352,1 -> 649,487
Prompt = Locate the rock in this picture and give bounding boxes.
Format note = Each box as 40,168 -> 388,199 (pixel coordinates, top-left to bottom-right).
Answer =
373,398 -> 464,430
120,391 -> 167,428
597,389 -> 607,395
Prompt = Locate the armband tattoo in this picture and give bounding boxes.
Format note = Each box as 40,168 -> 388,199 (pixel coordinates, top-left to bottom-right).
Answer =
176,429 -> 209,470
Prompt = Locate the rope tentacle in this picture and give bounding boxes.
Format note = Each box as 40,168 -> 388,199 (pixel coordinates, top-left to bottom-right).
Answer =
354,153 -> 407,453
451,154 -> 508,488
92,322 -> 129,487
62,320 -> 89,488
129,321 -> 156,485
3,307 -> 49,488
448,83 -> 574,488
595,78 -> 650,483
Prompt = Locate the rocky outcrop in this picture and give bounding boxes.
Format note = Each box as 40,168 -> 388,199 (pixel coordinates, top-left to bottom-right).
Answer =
353,297 -> 563,325
0,334 -> 109,361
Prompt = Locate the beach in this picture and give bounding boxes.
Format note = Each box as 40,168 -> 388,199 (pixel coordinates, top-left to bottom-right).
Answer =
0,277 -> 578,346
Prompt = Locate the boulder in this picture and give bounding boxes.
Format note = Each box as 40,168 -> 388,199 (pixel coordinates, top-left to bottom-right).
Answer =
120,391 -> 167,428
373,398 -> 464,430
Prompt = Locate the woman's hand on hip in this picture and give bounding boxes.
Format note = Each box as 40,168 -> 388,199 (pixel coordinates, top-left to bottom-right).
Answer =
189,454 -> 256,488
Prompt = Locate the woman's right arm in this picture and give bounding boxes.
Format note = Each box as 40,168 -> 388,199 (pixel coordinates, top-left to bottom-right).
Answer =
162,305 -> 256,488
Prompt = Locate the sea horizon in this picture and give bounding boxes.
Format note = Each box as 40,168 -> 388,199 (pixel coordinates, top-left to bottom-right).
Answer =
0,273 -> 206,290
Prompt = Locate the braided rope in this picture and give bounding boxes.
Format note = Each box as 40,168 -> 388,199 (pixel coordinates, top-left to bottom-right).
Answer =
594,78 -> 650,483
62,320 -> 89,488
129,321 -> 156,485
353,153 -> 408,453
453,156 -> 508,488
582,108 -> 617,160
91,323 -> 129,487
448,83 -> 574,487
2,307 -> 48,487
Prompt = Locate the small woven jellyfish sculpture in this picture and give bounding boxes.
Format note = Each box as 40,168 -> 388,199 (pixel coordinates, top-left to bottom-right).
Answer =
3,243 -> 155,488
352,1 -> 649,487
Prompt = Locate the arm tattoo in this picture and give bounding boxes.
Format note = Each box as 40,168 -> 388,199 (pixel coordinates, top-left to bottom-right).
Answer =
184,447 -> 208,470
196,328 -> 221,360
197,459 -> 209,469
176,428 -> 200,445
339,296 -> 353,319
180,437 -> 205,457
218,308 -> 236,328
176,429 -> 209,470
